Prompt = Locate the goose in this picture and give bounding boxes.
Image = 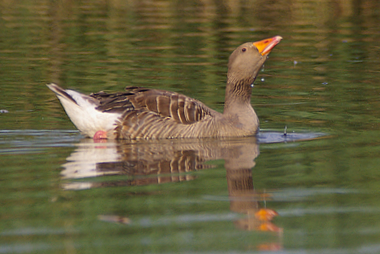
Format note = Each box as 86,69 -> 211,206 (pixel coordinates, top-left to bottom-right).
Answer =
47,35 -> 282,140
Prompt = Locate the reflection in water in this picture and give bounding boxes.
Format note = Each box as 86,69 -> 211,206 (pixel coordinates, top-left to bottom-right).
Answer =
98,215 -> 131,225
60,137 -> 282,241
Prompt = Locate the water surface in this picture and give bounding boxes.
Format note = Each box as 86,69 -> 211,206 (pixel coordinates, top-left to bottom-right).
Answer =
1,0 -> 380,253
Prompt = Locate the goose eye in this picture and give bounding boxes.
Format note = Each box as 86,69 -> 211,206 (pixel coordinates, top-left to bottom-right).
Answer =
242,48 -> 247,52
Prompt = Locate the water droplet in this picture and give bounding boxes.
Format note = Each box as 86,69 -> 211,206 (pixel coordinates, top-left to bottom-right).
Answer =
322,82 -> 328,85
293,60 -> 298,65
261,78 -> 265,82
250,84 -> 254,88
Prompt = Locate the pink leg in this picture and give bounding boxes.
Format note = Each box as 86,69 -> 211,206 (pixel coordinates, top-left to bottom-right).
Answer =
93,130 -> 108,141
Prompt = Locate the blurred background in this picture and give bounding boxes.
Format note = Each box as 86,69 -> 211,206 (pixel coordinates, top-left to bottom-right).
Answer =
1,0 -> 380,253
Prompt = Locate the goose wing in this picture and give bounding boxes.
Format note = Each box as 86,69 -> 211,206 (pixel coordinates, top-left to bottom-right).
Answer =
91,86 -> 217,124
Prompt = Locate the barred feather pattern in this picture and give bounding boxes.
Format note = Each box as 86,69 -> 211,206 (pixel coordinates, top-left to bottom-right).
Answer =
91,87 -> 225,139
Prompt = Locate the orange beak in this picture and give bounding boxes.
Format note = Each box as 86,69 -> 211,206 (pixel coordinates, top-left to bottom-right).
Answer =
253,35 -> 283,56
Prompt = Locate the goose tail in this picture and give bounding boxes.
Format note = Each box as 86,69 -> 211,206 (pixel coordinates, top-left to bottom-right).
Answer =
47,83 -> 120,138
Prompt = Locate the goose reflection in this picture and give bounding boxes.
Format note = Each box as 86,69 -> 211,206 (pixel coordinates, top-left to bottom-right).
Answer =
61,138 -> 259,189
60,137 -> 282,239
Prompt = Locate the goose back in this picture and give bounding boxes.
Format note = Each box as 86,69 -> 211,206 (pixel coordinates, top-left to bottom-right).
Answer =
91,87 -> 223,139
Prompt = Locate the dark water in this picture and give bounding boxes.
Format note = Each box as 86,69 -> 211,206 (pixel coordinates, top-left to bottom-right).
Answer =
1,0 -> 380,253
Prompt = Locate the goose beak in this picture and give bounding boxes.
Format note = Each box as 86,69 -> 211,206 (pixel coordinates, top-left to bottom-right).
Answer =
253,35 -> 283,56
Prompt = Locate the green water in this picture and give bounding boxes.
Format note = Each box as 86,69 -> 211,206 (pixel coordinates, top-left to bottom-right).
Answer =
1,0 -> 380,253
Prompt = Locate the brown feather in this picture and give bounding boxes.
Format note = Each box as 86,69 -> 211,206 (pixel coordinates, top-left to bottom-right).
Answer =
93,87 -> 215,125
98,87 -> 220,139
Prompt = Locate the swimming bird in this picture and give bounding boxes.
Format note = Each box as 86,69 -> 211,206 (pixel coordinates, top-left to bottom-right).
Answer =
47,35 -> 282,140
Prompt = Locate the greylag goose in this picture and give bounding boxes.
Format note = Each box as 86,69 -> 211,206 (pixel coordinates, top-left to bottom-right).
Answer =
47,35 -> 282,140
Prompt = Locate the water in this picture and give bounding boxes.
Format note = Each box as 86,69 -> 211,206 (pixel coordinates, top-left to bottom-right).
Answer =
1,0 -> 380,253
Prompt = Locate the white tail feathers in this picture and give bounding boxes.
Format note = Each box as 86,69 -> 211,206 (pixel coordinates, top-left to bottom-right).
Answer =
47,83 -> 121,138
